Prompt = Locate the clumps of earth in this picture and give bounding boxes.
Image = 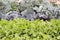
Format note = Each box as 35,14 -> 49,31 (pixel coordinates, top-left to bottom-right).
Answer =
0,0 -> 60,21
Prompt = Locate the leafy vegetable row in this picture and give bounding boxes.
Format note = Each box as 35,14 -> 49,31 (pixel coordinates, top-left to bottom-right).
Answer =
0,18 -> 60,40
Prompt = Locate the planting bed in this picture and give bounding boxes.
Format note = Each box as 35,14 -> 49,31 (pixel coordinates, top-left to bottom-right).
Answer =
0,0 -> 60,40
0,18 -> 60,40
0,0 -> 60,21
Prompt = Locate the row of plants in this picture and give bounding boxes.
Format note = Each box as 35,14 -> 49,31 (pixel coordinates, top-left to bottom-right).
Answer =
0,0 -> 58,13
0,18 -> 60,40
0,0 -> 42,13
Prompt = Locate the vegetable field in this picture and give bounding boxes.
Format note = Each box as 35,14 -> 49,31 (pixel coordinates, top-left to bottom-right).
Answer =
0,18 -> 60,40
